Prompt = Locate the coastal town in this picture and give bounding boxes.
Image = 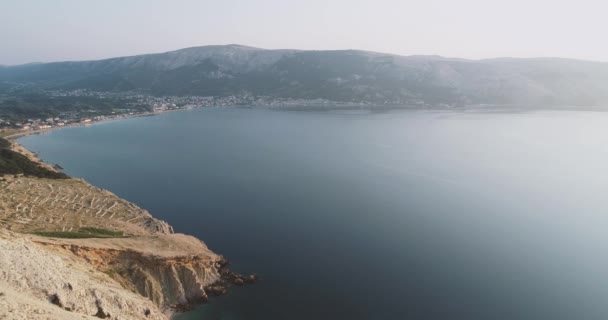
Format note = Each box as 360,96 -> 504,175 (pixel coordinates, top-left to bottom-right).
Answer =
0,91 -> 231,131
0,109 -> 162,133
0,90 -> 377,132
0,112 -> 146,133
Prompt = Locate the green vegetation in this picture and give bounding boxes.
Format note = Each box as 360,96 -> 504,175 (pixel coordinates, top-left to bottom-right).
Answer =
79,227 -> 125,237
101,269 -> 117,278
0,137 -> 68,179
32,227 -> 125,238
0,137 -> 9,149
0,93 -> 151,122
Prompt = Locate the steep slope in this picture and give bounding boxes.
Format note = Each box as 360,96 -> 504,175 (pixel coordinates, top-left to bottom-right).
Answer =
0,176 -> 173,235
0,229 -> 166,320
0,140 -> 255,319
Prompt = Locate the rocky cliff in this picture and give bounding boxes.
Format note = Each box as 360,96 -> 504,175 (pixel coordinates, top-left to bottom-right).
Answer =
34,234 -> 225,309
0,141 -> 254,319
0,229 -> 166,320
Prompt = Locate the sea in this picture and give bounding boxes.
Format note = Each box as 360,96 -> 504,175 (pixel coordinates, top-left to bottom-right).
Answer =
18,107 -> 608,320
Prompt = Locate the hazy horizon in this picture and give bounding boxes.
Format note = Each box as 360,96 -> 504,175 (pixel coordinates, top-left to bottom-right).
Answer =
4,43 -> 608,67
2,0 -> 607,65
0,43 -> 608,67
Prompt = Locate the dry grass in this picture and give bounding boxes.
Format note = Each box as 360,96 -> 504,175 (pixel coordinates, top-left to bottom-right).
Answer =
0,176 -> 170,236
0,128 -> 20,138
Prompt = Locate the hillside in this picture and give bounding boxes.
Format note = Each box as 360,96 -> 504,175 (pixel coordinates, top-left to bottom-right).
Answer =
0,137 -> 68,178
2,45 -> 608,107
0,140 -> 255,320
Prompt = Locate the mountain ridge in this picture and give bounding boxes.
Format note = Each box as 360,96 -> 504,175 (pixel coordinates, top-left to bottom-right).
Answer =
3,44 -> 608,107
7,45 -> 608,67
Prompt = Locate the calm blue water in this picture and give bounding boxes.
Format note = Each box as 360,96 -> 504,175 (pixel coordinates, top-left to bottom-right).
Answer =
18,108 -> 608,320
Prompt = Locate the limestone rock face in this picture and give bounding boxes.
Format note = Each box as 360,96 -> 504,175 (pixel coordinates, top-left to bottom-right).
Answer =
0,230 -> 166,320
0,143 -> 252,319
0,173 -> 226,319
129,257 -> 220,307
33,233 -> 222,311
140,212 -> 174,234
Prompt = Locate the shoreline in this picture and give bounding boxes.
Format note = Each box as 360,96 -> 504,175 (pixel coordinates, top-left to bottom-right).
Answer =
0,108 -> 256,319
4,107 -> 188,140
6,104 -> 607,141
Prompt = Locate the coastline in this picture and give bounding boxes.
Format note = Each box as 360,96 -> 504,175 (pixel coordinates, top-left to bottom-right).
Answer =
0,113 -> 255,320
4,108 -> 188,140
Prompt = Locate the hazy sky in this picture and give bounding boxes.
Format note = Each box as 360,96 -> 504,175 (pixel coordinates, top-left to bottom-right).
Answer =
1,0 -> 606,65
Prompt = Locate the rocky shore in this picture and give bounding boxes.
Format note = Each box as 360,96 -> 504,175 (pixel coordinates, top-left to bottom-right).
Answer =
0,140 -> 255,319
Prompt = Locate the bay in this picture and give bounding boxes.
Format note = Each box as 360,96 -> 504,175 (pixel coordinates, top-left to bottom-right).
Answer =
18,107 -> 608,320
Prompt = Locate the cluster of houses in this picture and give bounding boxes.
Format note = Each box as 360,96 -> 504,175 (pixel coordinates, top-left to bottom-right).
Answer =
0,91 -> 382,131
7,116 -> 95,131
0,107 -> 154,131
151,103 -> 178,112
16,118 -> 66,131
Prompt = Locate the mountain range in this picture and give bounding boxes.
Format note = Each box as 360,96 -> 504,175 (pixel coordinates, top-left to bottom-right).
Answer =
2,44 -> 608,107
